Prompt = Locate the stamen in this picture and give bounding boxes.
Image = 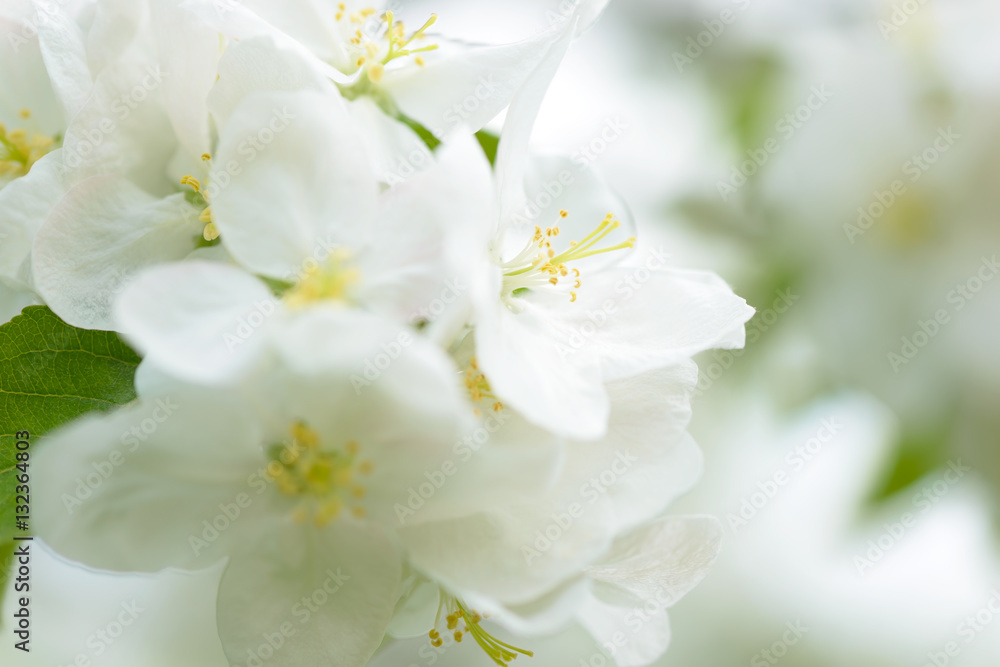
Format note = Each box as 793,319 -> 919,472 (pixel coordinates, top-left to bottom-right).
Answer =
267,421 -> 373,526
463,358 -> 504,416
428,595 -> 533,666
0,109 -> 58,179
283,249 -> 359,308
500,210 -> 634,303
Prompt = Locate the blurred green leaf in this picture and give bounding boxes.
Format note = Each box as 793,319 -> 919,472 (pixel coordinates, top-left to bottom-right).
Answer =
0,306 -> 141,618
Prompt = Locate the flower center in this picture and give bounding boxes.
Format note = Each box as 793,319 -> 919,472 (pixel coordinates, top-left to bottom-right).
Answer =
337,6 -> 439,84
180,153 -> 218,242
500,210 -> 635,307
266,421 -> 373,527
428,595 -> 533,666
463,357 -> 503,416
283,249 -> 360,309
0,109 -> 58,180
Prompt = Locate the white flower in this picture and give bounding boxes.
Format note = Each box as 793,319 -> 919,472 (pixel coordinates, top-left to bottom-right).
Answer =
183,0 -> 609,142
33,317 -> 536,667
436,142 -> 754,439
112,101 -> 493,384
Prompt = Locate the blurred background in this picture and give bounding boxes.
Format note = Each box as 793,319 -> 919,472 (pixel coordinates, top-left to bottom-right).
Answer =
392,0 -> 1000,664
5,0 -> 1000,665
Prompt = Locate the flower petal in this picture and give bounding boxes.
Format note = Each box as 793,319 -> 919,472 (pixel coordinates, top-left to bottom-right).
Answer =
216,518 -> 401,667
34,391 -> 264,572
568,266 -> 755,381
114,260 -> 279,384
32,175 -> 202,329
0,150 -> 67,288
210,89 -> 377,279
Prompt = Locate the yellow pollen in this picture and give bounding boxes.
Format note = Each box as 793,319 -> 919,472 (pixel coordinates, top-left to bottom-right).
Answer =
463,357 -> 505,416
267,421 -> 372,526
501,209 -> 634,303
283,249 -> 360,309
180,175 -> 201,193
202,221 -> 219,242
430,595 -> 532,665
0,111 -> 58,179
201,152 -> 212,162
367,63 -> 385,83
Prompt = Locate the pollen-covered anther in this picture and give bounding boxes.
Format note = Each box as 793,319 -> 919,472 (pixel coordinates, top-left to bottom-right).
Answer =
284,248 -> 360,308
430,596 -> 532,665
501,209 -> 634,304
0,109 -> 58,178
266,422 -> 373,527
463,358 -> 504,416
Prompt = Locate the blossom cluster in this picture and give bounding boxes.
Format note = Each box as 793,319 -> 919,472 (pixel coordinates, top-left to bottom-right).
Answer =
0,0 -> 752,665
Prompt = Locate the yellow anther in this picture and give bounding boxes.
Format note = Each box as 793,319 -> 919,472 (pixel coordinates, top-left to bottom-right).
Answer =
268,422 -> 369,527
201,152 -> 212,162
356,56 -> 366,66
559,209 -> 568,218
415,56 -> 425,66
202,222 -> 220,242
18,109 -> 31,119
180,175 -> 201,192
367,63 -> 385,83
570,292 -> 577,303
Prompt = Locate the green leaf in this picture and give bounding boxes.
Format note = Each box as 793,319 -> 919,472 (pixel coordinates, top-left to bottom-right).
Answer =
475,130 -> 500,167
0,306 -> 141,614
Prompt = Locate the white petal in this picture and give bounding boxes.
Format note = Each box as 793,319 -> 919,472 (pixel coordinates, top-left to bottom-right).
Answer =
474,280 -> 610,439
569,267 -> 755,382
577,591 -> 672,667
32,176 -> 202,329
386,576 -> 440,639
210,89 -> 376,279
208,35 -> 332,130
586,515 -> 723,607
577,516 -> 723,666
216,519 -> 401,667
34,392 -> 265,572
31,0 -> 93,119
382,23 -> 568,138
0,150 -> 67,288
494,17 -> 577,223
150,0 -> 219,160
114,260 -> 280,384
358,131 -> 494,324
346,95 -> 432,185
